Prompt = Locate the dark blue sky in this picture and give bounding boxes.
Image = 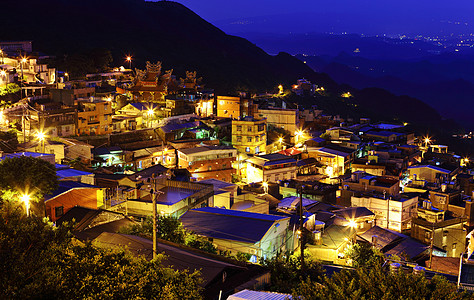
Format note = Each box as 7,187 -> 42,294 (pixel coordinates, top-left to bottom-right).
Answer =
178,0 -> 472,20
175,0 -> 474,35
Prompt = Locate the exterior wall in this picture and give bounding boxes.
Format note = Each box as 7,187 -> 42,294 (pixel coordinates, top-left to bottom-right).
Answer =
231,119 -> 266,155
306,149 -> 347,177
217,96 -> 240,118
76,100 -> 113,135
211,218 -> 291,259
45,188 -> 101,222
26,144 -> 64,163
351,195 -> 418,232
178,149 -> 237,183
411,217 -> 466,258
344,179 -> 399,196
195,99 -> 214,117
429,190 -> 460,212
408,167 -> 449,183
246,161 -> 296,183
255,108 -> 298,135
352,164 -> 386,176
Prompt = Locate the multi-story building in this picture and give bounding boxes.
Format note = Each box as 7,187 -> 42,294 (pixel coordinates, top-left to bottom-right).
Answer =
216,94 -> 253,119
254,107 -> 298,138
340,171 -> 400,206
232,116 -> 266,155
351,193 -> 418,232
411,200 -> 466,258
76,97 -> 113,135
246,153 -> 297,183
217,96 -> 241,119
29,102 -> 76,137
177,145 -> 237,182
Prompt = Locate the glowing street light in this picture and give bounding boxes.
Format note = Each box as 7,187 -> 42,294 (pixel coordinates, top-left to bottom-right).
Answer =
262,182 -> 269,194
126,56 -> 132,70
37,131 -> 46,153
20,194 -> 31,217
347,219 -> 357,228
278,84 -> 283,94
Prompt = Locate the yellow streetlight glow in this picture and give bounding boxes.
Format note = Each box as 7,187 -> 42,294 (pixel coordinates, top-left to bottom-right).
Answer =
424,137 -> 430,144
21,57 -> 27,63
20,194 -> 31,217
278,137 -> 283,143
126,56 -> 132,62
347,219 -> 357,228
37,131 -> 45,141
0,70 -> 6,77
147,109 -> 154,116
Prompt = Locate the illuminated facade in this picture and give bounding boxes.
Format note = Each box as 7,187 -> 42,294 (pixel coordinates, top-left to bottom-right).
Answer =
232,116 -> 266,155
178,145 -> 237,182
76,98 -> 113,135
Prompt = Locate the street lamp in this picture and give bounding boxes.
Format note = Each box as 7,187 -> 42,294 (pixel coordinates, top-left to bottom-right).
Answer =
37,130 -> 46,153
147,108 -> 155,127
262,182 -> 269,194
126,56 -> 132,70
20,194 -> 31,217
20,57 -> 27,98
64,72 -> 69,82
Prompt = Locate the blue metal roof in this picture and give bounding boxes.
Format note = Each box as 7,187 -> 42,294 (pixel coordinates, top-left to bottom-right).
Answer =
45,181 -> 98,201
57,168 -> 93,178
180,207 -> 288,244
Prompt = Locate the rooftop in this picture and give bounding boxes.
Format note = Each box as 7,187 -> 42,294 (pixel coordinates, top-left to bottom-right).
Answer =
180,207 -> 288,244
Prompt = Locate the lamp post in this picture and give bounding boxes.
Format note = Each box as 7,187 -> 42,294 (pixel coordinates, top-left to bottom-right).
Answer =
37,131 -> 46,153
0,70 -> 6,86
20,57 -> 27,98
20,194 -> 31,217
147,108 -> 154,128
0,48 -> 4,64
126,56 -> 132,70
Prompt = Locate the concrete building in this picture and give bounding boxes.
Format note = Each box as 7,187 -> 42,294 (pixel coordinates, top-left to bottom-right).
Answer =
255,107 -> 298,138
180,207 -> 293,260
246,153 -> 297,184
177,145 -> 237,182
351,193 -> 418,232
340,171 -> 400,206
232,116 -> 266,155
411,201 -> 466,258
76,97 -> 113,136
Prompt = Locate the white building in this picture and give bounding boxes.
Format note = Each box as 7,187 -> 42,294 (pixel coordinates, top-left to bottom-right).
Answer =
351,193 -> 418,232
246,153 -> 297,184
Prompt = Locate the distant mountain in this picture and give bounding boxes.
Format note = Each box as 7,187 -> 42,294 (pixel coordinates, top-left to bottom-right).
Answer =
297,53 -> 474,129
0,0 -> 324,94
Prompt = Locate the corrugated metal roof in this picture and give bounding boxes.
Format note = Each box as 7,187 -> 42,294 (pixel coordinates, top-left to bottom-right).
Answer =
228,289 -> 292,300
180,207 -> 288,244
57,168 -> 93,178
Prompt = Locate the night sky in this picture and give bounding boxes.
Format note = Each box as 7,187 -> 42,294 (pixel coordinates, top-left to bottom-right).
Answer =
174,0 -> 474,35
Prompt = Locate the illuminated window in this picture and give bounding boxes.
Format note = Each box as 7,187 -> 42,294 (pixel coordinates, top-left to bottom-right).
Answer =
237,136 -> 242,142
247,137 -> 252,142
237,125 -> 242,131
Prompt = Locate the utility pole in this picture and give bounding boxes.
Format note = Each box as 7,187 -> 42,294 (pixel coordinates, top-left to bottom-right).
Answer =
152,174 -> 158,260
429,222 -> 435,269
299,185 -> 305,271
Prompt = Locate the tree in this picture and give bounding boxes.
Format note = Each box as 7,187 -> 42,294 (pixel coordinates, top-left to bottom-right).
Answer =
292,263 -> 470,300
261,253 -> 324,293
345,242 -> 384,268
120,215 -> 217,254
0,156 -> 58,201
0,200 -> 203,299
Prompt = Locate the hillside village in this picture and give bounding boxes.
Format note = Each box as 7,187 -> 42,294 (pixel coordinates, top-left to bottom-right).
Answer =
1,41 -> 474,298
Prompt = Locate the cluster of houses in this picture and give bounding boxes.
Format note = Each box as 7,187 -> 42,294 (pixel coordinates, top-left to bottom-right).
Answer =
2,41 -> 474,296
